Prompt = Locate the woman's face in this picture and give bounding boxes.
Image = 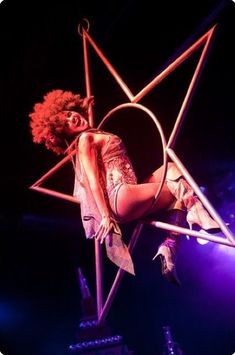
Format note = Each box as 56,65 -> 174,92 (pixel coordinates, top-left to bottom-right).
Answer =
62,111 -> 89,135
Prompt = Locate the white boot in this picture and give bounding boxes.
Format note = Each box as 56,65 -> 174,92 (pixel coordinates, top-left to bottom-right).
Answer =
153,209 -> 186,286
167,177 -> 220,233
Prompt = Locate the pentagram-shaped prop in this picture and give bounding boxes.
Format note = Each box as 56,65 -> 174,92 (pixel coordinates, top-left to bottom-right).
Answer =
30,21 -> 235,324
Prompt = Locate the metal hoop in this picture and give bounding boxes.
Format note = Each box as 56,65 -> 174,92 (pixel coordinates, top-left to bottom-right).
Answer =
78,18 -> 90,36
98,103 -> 168,203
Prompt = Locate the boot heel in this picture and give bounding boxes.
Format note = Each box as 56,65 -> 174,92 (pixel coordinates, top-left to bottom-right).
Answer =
188,222 -> 193,230
153,209 -> 184,287
152,250 -> 161,261
153,245 -> 181,286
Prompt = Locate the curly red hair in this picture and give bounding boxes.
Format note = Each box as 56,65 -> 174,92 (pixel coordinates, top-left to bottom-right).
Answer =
29,89 -> 90,154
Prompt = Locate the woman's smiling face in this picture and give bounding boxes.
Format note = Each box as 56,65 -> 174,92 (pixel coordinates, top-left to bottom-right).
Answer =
62,110 -> 89,135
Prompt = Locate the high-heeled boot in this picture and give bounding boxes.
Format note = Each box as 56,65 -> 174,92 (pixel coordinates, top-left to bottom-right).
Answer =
166,177 -> 220,233
153,209 -> 186,286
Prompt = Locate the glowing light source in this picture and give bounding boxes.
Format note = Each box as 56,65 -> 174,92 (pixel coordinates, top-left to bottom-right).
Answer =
185,232 -> 210,245
197,229 -> 210,245
197,237 -> 210,245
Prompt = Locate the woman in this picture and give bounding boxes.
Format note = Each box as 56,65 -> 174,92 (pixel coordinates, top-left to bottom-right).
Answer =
29,89 -> 219,285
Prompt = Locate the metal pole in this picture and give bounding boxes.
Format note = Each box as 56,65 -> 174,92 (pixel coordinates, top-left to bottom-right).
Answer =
149,221 -> 235,248
132,26 -> 216,104
82,28 -> 94,128
167,26 -> 217,149
167,148 -> 235,245
84,30 -> 134,101
98,222 -> 143,324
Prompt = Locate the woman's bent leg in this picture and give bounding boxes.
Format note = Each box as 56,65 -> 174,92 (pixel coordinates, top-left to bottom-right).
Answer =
114,163 -> 182,222
145,162 -> 185,286
115,182 -> 175,222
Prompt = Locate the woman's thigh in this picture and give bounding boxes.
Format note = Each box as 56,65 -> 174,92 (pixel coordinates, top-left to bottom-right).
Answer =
116,182 -> 174,222
145,162 -> 181,183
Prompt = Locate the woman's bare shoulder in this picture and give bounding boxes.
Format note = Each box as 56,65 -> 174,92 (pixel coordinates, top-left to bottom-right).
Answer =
78,130 -> 110,150
77,131 -> 95,152
79,130 -> 95,141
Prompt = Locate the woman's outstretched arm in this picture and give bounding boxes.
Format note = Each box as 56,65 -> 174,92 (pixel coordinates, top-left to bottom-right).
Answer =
78,132 -> 120,243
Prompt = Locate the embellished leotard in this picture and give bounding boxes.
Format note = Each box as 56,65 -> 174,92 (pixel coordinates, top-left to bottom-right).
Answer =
73,131 -> 137,238
98,133 -> 137,219
73,130 -> 136,274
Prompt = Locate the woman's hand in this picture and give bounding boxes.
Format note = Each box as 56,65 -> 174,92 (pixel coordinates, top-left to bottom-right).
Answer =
79,133 -> 119,244
82,96 -> 94,108
95,216 -> 121,244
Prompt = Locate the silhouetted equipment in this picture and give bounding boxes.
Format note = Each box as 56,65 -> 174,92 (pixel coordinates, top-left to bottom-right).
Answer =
69,268 -> 133,354
162,326 -> 183,355
77,267 -> 97,320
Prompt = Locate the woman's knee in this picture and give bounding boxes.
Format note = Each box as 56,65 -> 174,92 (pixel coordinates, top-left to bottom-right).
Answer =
145,162 -> 180,183
166,162 -> 182,181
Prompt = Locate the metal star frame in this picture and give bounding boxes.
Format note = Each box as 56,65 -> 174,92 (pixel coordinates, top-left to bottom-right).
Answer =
30,21 -> 235,324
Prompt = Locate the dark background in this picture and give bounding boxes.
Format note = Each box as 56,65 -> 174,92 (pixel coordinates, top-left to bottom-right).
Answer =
0,0 -> 235,354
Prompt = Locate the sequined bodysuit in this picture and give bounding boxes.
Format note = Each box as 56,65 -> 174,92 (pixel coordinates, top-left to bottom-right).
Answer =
73,131 -> 137,239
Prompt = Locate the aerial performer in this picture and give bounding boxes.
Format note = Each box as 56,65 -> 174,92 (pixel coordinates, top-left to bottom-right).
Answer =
29,89 -> 220,286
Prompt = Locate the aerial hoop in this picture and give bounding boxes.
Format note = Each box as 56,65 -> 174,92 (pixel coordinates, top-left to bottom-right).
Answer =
98,102 -> 168,203
78,18 -> 90,36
